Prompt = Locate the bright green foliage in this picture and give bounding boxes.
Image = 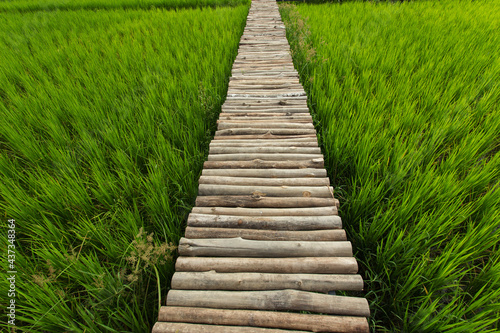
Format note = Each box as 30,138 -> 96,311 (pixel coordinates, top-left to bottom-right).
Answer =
0,0 -> 250,12
281,0 -> 500,331
0,5 -> 248,331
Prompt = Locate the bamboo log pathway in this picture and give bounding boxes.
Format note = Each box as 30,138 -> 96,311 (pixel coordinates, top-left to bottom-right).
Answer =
152,0 -> 370,331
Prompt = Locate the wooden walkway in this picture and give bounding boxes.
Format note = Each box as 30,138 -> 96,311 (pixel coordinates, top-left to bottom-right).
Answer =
152,0 -> 370,331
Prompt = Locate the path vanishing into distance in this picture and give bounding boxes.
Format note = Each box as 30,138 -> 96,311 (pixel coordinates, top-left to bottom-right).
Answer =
153,0 -> 370,331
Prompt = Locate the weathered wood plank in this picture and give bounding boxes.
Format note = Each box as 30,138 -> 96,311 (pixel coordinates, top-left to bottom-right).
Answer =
215,128 -> 316,136
210,137 -> 317,143
217,122 -> 314,130
210,141 -> 318,147
212,134 -> 317,140
201,168 -> 327,178
199,176 -> 329,186
191,206 -> 338,216
187,214 -> 342,230
209,147 -> 320,154
178,238 -> 353,257
171,271 -> 364,292
185,227 -> 346,241
198,184 -> 334,198
203,159 -> 324,169
207,153 -> 322,161
175,257 -> 358,274
166,290 -> 370,317
158,307 -> 369,333
195,195 -> 335,208
218,115 -> 312,121
152,322 -> 306,333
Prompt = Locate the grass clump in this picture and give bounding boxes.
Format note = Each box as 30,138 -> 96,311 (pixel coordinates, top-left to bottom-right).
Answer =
281,0 -> 500,331
0,4 -> 248,331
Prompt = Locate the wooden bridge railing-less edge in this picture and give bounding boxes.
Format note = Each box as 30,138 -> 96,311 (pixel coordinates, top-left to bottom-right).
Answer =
152,0 -> 370,331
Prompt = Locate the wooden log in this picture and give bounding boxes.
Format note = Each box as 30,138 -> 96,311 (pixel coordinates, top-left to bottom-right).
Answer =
228,80 -> 299,85
199,176 -> 329,186
152,322 -> 306,333
210,139 -> 318,148
198,185 -> 333,198
230,72 -> 299,78
239,42 -> 289,46
175,257 -> 358,274
234,57 -> 291,61
232,63 -> 294,67
220,108 -> 309,113
212,134 -> 317,140
218,117 -> 310,122
187,214 -> 342,230
210,137 -> 317,143
223,100 -> 306,107
226,93 -> 307,99
207,153 -> 322,161
178,238 -> 352,257
166,290 -> 370,317
158,307 -> 369,333
224,98 -> 302,102
203,159 -> 323,169
228,85 -> 304,91
185,227 -> 346,241
209,147 -> 320,154
218,116 -> 312,122
217,123 -> 314,130
210,140 -> 317,146
224,96 -> 307,103
232,64 -> 295,69
171,271 -> 364,292
230,76 -> 300,81
195,195 -> 335,208
230,68 -> 297,74
219,112 -> 310,117
229,77 -> 300,85
227,86 -> 302,91
201,168 -> 326,178
191,206 -> 338,216
215,129 -> 315,137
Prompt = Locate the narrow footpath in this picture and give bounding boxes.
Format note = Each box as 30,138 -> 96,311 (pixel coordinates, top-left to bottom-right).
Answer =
153,0 -> 370,331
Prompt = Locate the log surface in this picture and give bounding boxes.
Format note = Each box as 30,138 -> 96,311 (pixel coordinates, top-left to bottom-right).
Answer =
158,307 -> 369,333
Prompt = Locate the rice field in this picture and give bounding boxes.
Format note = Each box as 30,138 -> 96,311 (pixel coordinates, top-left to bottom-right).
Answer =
0,0 -> 248,12
280,0 -> 500,331
0,3 -> 248,331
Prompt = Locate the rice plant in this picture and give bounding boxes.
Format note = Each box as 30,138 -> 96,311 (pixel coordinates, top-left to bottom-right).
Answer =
0,4 -> 248,331
281,0 -> 500,331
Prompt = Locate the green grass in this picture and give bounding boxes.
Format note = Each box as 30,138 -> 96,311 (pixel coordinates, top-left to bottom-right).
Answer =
0,0 -> 249,12
0,4 -> 248,331
280,0 -> 500,331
